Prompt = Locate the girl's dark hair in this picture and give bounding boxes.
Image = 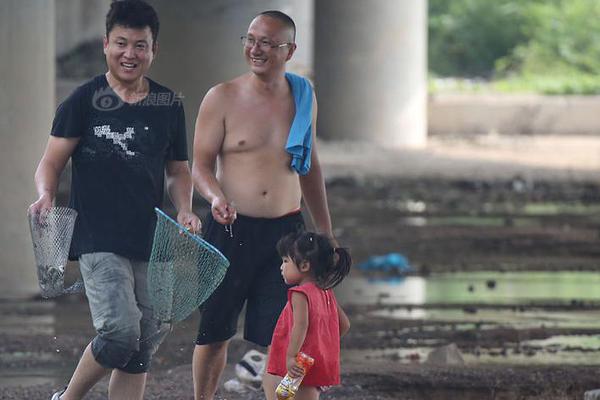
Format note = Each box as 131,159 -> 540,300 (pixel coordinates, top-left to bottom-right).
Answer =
277,231 -> 351,289
106,0 -> 160,46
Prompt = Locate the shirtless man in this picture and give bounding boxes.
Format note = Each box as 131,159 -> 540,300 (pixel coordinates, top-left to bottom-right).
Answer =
191,10 -> 334,400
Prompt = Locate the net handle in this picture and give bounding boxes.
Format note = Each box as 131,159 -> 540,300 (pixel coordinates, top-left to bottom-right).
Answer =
153,207 -> 226,259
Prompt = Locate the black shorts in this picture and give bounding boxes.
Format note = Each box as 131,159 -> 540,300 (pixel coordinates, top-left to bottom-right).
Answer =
196,211 -> 304,347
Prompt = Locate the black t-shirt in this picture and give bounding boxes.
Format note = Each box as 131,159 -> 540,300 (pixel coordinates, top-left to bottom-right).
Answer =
51,74 -> 188,261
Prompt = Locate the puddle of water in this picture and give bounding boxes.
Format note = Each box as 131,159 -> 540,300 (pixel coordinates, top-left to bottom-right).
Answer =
524,334 -> 600,349
339,271 -> 600,366
411,216 -> 540,227
338,271 -> 600,306
523,202 -> 600,216
373,307 -> 600,329
398,214 -> 554,228
465,347 -> 600,365
3,271 -> 600,387
345,341 -> 600,366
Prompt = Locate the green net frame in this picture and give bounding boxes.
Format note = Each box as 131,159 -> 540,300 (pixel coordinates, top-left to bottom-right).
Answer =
148,208 -> 229,322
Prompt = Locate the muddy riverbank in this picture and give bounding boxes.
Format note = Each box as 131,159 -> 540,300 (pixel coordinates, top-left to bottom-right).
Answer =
2,296 -> 600,399
3,138 -> 600,399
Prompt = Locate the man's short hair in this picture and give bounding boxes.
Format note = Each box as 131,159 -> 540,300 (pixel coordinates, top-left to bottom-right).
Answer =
106,0 -> 160,46
257,10 -> 296,42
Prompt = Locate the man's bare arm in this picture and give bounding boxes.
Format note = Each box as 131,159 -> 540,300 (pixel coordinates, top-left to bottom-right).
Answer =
299,96 -> 334,238
165,160 -> 202,232
191,85 -> 235,225
30,136 -> 80,213
166,160 -> 194,213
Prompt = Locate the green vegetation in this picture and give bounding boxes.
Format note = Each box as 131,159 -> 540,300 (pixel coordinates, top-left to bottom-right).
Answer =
429,0 -> 600,94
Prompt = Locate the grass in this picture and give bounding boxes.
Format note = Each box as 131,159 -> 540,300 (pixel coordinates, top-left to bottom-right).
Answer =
429,74 -> 600,95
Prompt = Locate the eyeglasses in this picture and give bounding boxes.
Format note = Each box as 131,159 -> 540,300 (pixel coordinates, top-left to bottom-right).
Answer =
240,36 -> 292,50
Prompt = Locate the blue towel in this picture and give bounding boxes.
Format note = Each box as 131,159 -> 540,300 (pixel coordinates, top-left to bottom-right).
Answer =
285,72 -> 313,176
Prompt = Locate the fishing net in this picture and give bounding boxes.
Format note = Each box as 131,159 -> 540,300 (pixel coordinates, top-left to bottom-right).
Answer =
148,208 -> 230,322
28,207 -> 83,298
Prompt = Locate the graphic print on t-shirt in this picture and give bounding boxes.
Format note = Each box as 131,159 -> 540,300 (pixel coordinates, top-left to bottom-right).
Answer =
93,124 -> 136,157
50,75 -> 189,261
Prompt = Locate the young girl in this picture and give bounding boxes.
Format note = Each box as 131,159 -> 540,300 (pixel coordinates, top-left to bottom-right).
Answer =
264,231 -> 352,400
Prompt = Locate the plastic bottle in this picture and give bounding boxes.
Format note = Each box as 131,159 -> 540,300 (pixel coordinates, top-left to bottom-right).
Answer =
275,352 -> 315,399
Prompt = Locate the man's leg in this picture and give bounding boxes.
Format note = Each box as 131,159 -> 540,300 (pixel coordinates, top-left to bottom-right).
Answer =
193,340 -> 229,400
104,260 -> 171,399
60,343 -> 108,400
192,214 -> 256,399
108,370 -> 147,400
63,253 -> 143,399
59,339 -> 147,400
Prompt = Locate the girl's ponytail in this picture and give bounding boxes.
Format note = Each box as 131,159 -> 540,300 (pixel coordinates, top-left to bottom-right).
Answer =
321,247 -> 351,289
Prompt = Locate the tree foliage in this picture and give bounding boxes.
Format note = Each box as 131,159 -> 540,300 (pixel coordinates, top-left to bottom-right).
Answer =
429,0 -> 600,81
428,0 -> 528,78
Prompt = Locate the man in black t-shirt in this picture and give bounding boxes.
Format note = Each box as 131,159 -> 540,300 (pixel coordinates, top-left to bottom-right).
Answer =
29,2 -> 200,399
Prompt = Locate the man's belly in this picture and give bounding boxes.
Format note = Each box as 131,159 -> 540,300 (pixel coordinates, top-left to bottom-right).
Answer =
219,171 -> 302,218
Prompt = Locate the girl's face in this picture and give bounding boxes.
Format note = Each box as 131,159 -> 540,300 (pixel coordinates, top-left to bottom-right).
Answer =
280,256 -> 306,285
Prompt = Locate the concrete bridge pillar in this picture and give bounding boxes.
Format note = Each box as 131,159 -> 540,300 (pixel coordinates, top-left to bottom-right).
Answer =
314,0 -> 428,147
0,0 -> 55,298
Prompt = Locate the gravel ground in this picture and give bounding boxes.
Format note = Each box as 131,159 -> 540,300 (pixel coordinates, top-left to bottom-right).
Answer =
3,136 -> 600,399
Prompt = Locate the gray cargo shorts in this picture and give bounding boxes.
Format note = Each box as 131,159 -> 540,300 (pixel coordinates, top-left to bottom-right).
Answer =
79,252 -> 170,373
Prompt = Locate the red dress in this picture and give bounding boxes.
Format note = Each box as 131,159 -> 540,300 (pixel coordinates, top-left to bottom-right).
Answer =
267,282 -> 340,386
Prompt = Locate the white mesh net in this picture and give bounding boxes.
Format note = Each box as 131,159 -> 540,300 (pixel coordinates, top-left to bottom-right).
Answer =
28,207 -> 83,298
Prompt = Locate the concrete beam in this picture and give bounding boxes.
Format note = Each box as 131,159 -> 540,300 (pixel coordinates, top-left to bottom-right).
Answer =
0,0 -> 55,298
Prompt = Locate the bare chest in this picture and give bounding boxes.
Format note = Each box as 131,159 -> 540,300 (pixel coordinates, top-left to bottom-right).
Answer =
223,95 -> 295,154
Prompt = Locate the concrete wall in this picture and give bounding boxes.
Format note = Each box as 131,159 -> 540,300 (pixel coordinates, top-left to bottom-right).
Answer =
0,1 -> 55,299
429,94 -> 600,136
55,0 -> 109,57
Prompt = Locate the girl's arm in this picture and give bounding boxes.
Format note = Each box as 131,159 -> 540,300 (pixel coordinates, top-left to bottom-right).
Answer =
286,291 -> 309,378
338,303 -> 350,337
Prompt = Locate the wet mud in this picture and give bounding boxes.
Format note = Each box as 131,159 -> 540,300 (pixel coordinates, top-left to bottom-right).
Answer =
2,176 -> 600,399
